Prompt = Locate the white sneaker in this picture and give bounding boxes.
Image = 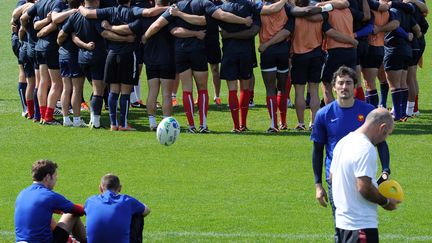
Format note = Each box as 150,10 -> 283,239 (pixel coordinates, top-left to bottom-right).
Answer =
413,111 -> 420,117
63,118 -> 73,127
54,108 -> 62,116
73,119 -> 88,128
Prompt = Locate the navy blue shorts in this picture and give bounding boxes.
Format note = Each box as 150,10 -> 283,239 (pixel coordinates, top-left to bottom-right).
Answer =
336,228 -> 378,243
260,50 -> 289,72
322,48 -> 356,83
12,36 -> 21,62
175,50 -> 208,73
205,42 -> 221,64
80,61 -> 105,81
146,63 -> 176,80
60,58 -> 83,78
220,53 -> 253,81
360,45 -> 384,69
136,44 -> 144,65
19,45 -> 35,78
104,51 -> 139,85
410,38 -> 425,66
383,54 -> 410,71
36,50 -> 60,69
291,53 -> 324,85
356,38 -> 369,65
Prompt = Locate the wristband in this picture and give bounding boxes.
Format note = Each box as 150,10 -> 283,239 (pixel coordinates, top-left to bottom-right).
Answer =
321,3 -> 333,12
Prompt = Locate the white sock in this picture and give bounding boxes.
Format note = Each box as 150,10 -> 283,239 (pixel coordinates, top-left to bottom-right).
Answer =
63,116 -> 71,124
149,115 -> 157,128
134,81 -> 141,100
171,93 -> 176,98
93,115 -> 100,127
406,101 -> 415,116
130,91 -> 139,103
73,116 -> 81,126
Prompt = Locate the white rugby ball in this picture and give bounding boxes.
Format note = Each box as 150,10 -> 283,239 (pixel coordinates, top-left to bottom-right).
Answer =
156,117 -> 180,146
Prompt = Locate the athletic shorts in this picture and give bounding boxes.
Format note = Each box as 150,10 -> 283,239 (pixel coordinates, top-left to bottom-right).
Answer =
356,38 -> 369,65
410,38 -> 425,66
291,53 -> 323,85
175,50 -> 208,73
336,228 -> 378,243
260,50 -> 289,73
383,54 -> 410,71
60,59 -> 83,78
146,63 -> 176,80
80,61 -> 105,81
136,44 -> 144,65
52,225 -> 70,243
104,51 -> 139,85
220,53 -> 253,81
205,42 -> 222,64
12,36 -> 21,61
19,45 -> 35,78
36,50 -> 60,69
322,48 -> 356,83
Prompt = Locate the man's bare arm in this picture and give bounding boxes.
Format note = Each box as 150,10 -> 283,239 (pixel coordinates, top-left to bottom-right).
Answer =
142,6 -> 169,17
170,6 -> 206,26
261,0 -> 288,15
101,30 -> 136,42
143,16 -> 169,41
357,176 -> 399,210
220,25 -> 260,39
326,28 -> 358,47
37,22 -> 58,38
78,6 -> 97,19
258,29 -> 291,52
102,20 -> 134,35
71,33 -> 95,50
52,8 -> 78,24
34,13 -> 52,30
170,27 -> 206,40
211,9 -> 252,26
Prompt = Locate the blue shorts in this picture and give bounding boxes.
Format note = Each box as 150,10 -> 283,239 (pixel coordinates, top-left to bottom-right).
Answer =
36,50 -> 60,69
19,44 -> 35,78
260,50 -> 289,73
205,41 -> 221,65
220,53 -> 253,81
12,36 -> 21,63
322,48 -> 356,83
60,59 -> 83,78
360,46 -> 384,69
356,38 -> 369,65
383,54 -> 410,71
291,52 -> 324,85
80,62 -> 105,82
410,38 -> 425,66
175,50 -> 208,73
146,63 -> 176,80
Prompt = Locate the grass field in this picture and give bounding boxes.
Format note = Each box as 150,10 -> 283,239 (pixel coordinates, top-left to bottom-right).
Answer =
1,1 -> 432,242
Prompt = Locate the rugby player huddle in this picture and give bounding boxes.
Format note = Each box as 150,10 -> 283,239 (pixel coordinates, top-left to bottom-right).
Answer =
10,0 -> 428,133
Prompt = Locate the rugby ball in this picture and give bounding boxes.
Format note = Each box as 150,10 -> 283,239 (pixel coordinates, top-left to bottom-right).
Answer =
156,117 -> 180,146
378,179 -> 404,202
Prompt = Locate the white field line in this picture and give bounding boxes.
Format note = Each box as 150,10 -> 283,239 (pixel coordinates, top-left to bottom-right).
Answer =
1,230 -> 431,241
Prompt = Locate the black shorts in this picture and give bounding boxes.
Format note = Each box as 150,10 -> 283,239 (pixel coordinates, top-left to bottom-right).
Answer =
220,53 -> 253,81
60,58 -> 83,78
52,225 -> 70,243
36,50 -> 60,69
356,38 -> 369,65
383,54 -> 410,71
410,38 -> 425,66
260,50 -> 289,73
136,44 -> 144,65
104,51 -> 139,85
80,61 -> 105,81
291,53 -> 324,85
146,63 -> 176,80
12,36 -> 21,61
19,45 -> 36,78
322,48 -> 356,83
205,42 -> 221,64
336,228 -> 378,243
175,50 -> 208,73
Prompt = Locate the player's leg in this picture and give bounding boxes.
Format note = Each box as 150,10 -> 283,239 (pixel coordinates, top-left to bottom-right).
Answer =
130,213 -> 144,243
54,213 -> 86,243
171,74 -> 180,107
384,54 -> 403,120
193,70 -> 210,132
160,64 -> 175,117
61,75 -> 73,126
71,76 -> 85,127
377,65 -> 389,108
362,68 -> 379,107
37,61 -> 51,122
45,50 -> 63,124
210,63 -> 221,105
227,80 -> 240,132
276,68 -> 288,130
33,64 -> 41,122
260,50 -> 278,132
146,76 -> 161,130
180,69 -> 196,132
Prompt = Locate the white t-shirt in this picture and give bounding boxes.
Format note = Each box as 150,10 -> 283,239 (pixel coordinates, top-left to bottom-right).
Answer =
330,132 -> 378,230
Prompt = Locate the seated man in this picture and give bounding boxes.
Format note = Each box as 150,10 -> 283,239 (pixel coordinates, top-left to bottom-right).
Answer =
85,174 -> 150,243
14,159 -> 86,243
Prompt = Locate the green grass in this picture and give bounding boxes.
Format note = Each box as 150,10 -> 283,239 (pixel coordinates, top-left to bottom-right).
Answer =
1,0 -> 432,242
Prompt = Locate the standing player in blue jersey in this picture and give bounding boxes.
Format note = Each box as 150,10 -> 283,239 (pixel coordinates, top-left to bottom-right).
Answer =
85,174 -> 150,243
15,159 -> 86,243
311,66 -> 391,241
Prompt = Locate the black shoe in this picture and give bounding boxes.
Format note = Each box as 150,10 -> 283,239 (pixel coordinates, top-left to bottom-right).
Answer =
199,126 -> 210,133
43,118 -> 62,125
239,126 -> 249,132
131,101 -> 146,108
187,127 -> 198,134
266,127 -> 279,133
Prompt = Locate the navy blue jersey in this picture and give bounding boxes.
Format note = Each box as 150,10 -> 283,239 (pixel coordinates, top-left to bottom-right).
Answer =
217,0 -> 262,55
349,0 -> 380,32
409,1 -> 428,34
162,0 -> 219,52
63,9 -> 107,64
24,16 -> 39,55
206,0 -> 223,42
96,5 -> 144,54
26,0 -> 59,51
54,1 -> 79,60
85,191 -> 146,243
100,0 -> 118,8
12,0 -> 27,39
384,7 -> 415,56
15,183 -> 75,242
131,15 -> 175,65
311,100 -> 375,181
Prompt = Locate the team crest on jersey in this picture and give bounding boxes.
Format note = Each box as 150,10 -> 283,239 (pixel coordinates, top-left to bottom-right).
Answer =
358,114 -> 365,122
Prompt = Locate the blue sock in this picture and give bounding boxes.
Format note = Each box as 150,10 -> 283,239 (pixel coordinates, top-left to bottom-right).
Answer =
377,141 -> 391,174
34,88 -> 40,120
18,82 -> 27,112
108,92 -> 119,126
380,82 -> 389,108
391,89 -> 401,120
401,89 -> 408,117
120,94 -> 130,128
368,90 -> 379,108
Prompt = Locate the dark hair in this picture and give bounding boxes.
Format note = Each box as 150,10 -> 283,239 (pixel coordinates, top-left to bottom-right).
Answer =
158,0 -> 170,6
117,0 -> 130,5
32,160 -> 58,181
295,0 -> 310,7
331,66 -> 358,85
69,0 -> 82,8
101,174 -> 121,191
